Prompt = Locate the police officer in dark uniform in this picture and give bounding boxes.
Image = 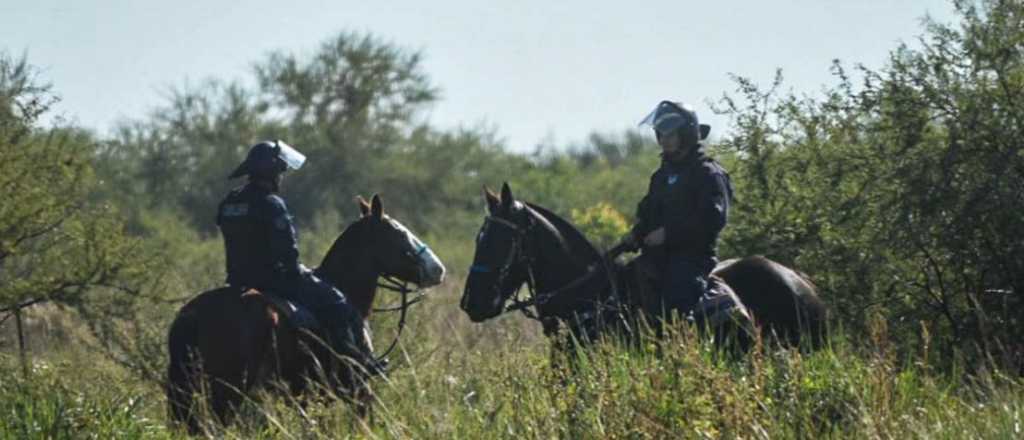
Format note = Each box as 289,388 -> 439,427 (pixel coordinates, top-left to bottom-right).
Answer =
622,101 -> 733,318
217,140 -> 385,375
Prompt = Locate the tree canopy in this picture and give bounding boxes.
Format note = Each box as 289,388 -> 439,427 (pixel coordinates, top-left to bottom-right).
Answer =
5,0 -> 1024,372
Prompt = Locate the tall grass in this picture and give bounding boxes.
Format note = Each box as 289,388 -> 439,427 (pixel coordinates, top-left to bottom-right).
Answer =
2,278 -> 1022,439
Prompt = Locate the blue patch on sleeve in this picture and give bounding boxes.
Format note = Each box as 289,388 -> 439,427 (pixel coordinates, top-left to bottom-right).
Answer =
221,203 -> 249,217
470,264 -> 491,273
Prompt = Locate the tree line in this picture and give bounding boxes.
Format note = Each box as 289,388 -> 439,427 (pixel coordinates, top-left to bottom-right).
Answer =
1,0 -> 1021,373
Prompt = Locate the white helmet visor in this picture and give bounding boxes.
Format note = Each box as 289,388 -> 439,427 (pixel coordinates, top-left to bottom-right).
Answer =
638,101 -> 689,133
275,140 -> 306,170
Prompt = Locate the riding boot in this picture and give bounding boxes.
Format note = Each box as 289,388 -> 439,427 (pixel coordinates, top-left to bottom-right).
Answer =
288,272 -> 388,378
325,305 -> 388,377
332,324 -> 388,377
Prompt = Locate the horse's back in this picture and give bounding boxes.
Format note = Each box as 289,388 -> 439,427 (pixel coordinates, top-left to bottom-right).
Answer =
614,258 -> 755,352
713,256 -> 828,347
170,287 -> 280,378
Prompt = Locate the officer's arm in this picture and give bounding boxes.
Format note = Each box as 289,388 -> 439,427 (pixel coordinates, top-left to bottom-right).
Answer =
664,170 -> 729,249
264,195 -> 302,280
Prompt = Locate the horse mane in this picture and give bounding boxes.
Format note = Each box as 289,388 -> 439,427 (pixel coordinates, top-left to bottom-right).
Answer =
523,202 -> 603,267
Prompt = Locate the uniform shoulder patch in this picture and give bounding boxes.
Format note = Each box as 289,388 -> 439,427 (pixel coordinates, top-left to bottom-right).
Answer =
221,203 -> 249,217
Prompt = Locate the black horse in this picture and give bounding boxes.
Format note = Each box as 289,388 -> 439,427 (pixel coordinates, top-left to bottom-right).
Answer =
166,195 -> 445,433
460,183 -> 826,351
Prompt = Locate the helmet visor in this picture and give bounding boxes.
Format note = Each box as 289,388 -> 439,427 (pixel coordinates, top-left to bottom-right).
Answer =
275,140 -> 306,170
638,101 -> 687,134
638,106 -> 660,128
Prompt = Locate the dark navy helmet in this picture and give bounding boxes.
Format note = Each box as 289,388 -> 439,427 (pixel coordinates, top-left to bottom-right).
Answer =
228,140 -> 306,179
639,101 -> 711,146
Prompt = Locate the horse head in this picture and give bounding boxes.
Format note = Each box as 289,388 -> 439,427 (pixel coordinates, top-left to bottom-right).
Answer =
460,182 -> 598,323
318,194 -> 446,316
460,183 -> 538,322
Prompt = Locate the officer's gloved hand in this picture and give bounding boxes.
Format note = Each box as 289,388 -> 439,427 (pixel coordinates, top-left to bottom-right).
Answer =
609,232 -> 639,257
643,227 -> 667,247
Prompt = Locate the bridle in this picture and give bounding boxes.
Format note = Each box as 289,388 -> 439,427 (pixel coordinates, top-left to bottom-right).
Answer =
467,212 -> 540,316
468,208 -> 619,335
368,242 -> 434,361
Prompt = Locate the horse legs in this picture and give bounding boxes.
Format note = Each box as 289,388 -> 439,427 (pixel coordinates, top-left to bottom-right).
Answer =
209,375 -> 246,427
166,363 -> 201,435
167,310 -> 202,435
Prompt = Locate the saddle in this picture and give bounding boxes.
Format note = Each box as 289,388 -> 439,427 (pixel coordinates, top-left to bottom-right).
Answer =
619,255 -> 753,332
617,253 -> 665,313
690,276 -> 753,330
239,288 -> 321,331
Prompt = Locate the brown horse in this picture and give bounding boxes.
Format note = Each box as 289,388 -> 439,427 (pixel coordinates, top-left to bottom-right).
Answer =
460,183 -> 827,352
166,195 -> 445,433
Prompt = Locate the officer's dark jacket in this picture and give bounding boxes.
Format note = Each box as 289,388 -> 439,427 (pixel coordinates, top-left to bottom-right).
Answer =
216,183 -> 301,288
632,148 -> 733,261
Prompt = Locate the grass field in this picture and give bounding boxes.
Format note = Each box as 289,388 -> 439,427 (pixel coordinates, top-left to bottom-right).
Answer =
2,277 -> 1022,439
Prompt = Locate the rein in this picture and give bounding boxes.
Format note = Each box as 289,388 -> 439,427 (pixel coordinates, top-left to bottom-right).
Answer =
474,214 -> 541,319
480,212 -> 621,334
504,264 -> 601,314
366,243 -> 435,361
370,274 -> 426,361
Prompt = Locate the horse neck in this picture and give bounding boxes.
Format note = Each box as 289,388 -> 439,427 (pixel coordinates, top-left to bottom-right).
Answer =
525,211 -> 608,313
317,227 -> 379,319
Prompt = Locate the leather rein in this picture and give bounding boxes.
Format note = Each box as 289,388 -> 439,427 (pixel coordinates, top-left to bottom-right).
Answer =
476,211 -> 621,335
368,242 -> 434,362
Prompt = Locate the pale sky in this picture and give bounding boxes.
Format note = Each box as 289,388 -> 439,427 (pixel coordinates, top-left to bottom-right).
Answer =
5,0 -> 956,152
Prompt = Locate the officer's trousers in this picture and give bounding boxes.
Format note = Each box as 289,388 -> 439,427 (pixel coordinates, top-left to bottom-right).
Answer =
272,273 -> 373,362
657,254 -> 716,319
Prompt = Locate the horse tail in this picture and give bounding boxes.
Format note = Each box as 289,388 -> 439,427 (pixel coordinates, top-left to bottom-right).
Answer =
166,305 -> 202,434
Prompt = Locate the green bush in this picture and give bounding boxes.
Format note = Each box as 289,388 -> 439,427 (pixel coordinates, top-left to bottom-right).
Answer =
570,202 -> 630,250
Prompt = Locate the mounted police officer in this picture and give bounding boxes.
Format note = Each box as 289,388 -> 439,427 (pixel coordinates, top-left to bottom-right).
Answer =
621,101 -> 733,319
217,140 -> 386,376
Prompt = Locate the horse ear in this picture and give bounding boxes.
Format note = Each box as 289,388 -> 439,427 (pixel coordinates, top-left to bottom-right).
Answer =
483,185 -> 500,214
356,195 -> 371,217
500,182 -> 515,210
370,194 -> 384,218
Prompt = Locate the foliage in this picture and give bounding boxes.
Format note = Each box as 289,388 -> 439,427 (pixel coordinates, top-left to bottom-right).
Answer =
97,32 -> 441,234
712,0 -> 1024,368
570,202 -> 630,250
0,53 -> 150,321
4,0 -> 1024,437
0,354 -> 171,439
3,304 -> 1024,439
